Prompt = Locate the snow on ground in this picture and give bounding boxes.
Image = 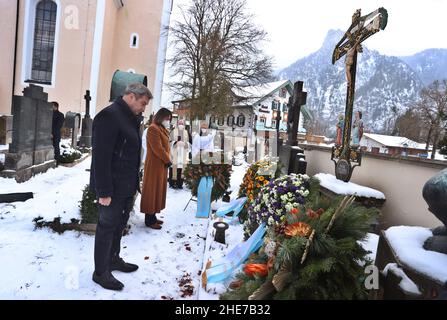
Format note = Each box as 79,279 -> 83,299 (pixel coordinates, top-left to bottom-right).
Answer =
315,173 -> 386,199
385,226 -> 447,284
0,157 -> 212,300
0,144 -> 8,151
200,161 -> 248,299
0,157 -> 386,300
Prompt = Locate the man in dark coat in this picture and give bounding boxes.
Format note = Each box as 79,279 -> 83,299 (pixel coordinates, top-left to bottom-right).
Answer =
90,83 -> 152,291
51,102 -> 65,165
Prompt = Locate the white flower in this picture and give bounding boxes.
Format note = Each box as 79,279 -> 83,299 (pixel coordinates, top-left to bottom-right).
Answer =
268,216 -> 275,225
264,239 -> 276,258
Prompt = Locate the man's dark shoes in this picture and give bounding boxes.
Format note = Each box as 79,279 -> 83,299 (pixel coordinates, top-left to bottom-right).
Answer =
92,271 -> 124,291
111,258 -> 139,273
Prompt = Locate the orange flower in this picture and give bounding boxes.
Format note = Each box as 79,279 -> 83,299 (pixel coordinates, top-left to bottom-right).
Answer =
307,208 -> 324,219
243,263 -> 269,277
290,207 -> 299,215
284,222 -> 311,237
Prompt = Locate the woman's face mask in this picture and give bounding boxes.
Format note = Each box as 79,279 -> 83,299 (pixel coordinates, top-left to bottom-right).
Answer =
178,125 -> 185,131
201,128 -> 207,134
162,120 -> 170,129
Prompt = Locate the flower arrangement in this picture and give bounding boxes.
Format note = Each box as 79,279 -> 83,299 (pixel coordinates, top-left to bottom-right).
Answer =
183,164 -> 232,202
243,174 -> 315,238
222,189 -> 380,300
238,157 -> 282,222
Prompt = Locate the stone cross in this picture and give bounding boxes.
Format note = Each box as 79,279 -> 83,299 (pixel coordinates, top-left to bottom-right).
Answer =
331,7 -> 388,182
79,90 -> 93,149
84,90 -> 91,117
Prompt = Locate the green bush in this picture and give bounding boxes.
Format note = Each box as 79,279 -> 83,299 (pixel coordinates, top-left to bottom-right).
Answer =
59,144 -> 82,164
79,184 -> 98,224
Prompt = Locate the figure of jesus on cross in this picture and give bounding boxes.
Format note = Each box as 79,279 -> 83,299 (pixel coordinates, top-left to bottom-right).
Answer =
331,7 -> 388,182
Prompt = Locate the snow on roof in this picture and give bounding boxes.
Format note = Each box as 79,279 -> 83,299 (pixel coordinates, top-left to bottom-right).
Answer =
385,226 -> 447,284
315,173 -> 386,199
363,133 -> 426,150
234,80 -> 291,106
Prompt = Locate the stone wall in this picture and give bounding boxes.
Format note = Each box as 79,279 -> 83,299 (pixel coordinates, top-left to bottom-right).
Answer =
300,143 -> 447,229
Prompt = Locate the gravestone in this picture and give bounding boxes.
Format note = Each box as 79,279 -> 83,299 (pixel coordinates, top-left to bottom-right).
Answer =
79,90 -> 92,149
1,85 -> 56,182
279,81 -> 308,175
64,112 -> 81,147
0,115 -> 13,145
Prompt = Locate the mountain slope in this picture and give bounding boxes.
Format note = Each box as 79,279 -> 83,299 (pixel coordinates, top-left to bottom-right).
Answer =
400,49 -> 447,86
278,30 -> 446,135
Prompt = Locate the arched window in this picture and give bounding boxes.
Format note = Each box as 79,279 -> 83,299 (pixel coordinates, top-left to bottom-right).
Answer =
217,116 -> 225,126
31,0 -> 58,84
237,114 -> 245,127
130,33 -> 139,49
227,115 -> 235,126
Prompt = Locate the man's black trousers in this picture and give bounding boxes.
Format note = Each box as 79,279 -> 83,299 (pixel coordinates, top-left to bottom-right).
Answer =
52,137 -> 61,163
94,196 -> 133,275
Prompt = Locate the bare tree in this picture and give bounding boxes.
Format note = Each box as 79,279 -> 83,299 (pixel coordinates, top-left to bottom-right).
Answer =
305,118 -> 330,137
416,80 -> 447,159
393,109 -> 424,142
168,0 -> 273,119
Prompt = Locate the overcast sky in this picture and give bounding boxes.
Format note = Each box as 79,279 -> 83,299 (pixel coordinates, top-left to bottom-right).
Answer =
163,0 -> 447,105
169,0 -> 447,70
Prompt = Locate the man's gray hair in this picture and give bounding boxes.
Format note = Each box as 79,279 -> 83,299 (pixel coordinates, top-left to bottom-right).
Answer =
124,83 -> 153,99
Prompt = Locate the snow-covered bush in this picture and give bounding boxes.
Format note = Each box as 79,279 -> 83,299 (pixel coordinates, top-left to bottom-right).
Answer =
59,143 -> 82,164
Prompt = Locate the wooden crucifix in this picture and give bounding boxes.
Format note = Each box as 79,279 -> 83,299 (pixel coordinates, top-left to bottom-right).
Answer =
331,7 -> 388,182
278,81 -> 307,175
287,81 -> 307,146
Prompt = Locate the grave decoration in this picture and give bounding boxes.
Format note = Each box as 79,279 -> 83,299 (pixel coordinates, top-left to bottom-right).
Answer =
183,164 -> 232,202
238,158 -> 282,223
243,174 -> 319,240
223,177 -> 379,300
